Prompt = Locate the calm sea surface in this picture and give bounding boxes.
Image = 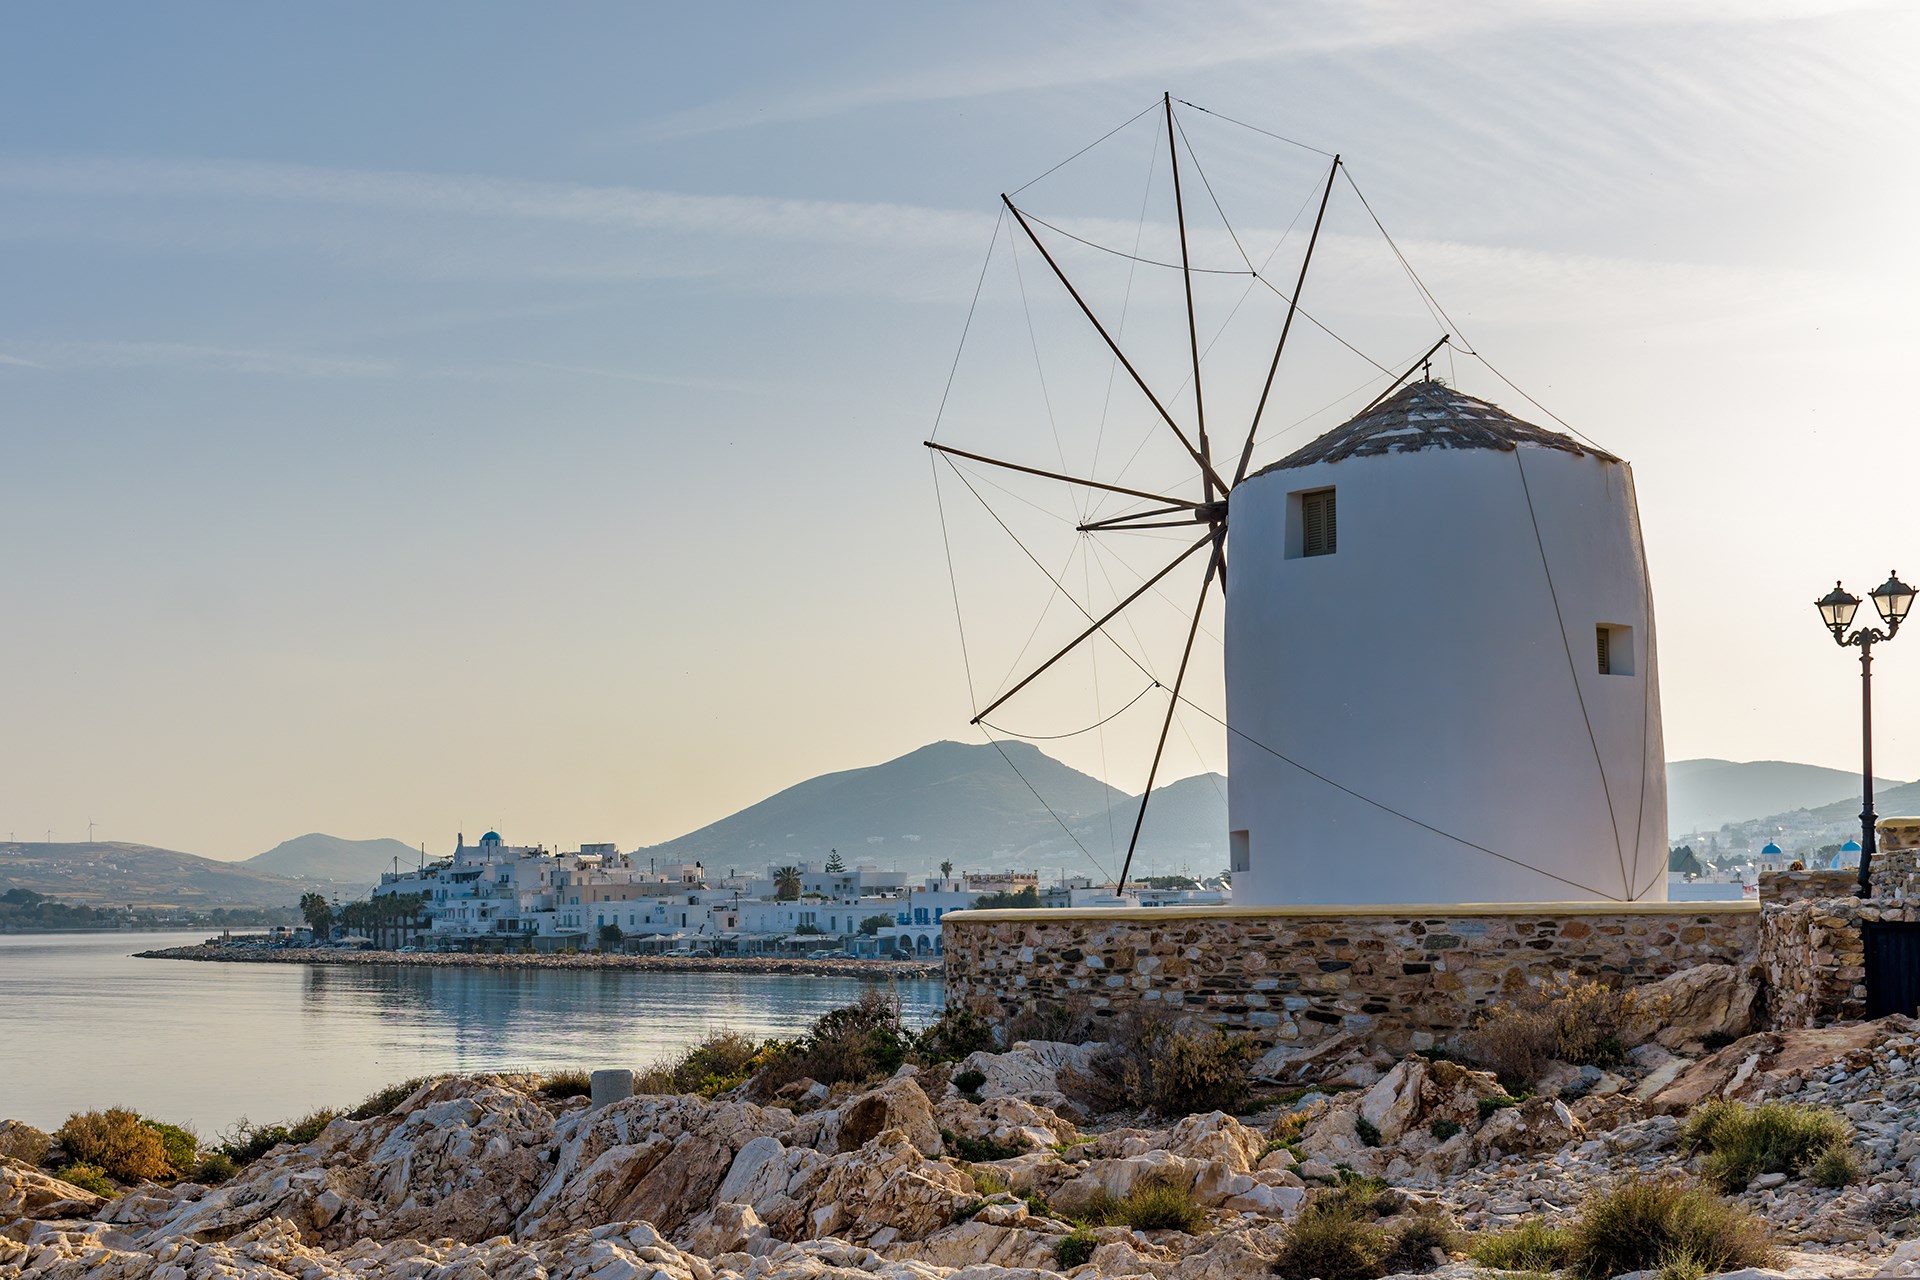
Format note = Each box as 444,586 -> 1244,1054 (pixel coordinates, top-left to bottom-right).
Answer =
0,931 -> 944,1134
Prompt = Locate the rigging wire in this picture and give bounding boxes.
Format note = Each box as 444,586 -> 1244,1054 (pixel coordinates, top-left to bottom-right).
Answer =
1011,99 -> 1162,196
981,679 -> 1157,740
1172,698 -> 1629,901
1513,448 -> 1631,898
1008,230 -> 1078,519
1017,210 -> 1253,275
1171,109 -> 1256,274
1088,111 -> 1163,528
930,206 -> 1005,442
929,452 -> 977,711
1172,98 -> 1337,159
992,538 -> 1087,701
1085,545 -> 1120,862
979,725 -> 1113,882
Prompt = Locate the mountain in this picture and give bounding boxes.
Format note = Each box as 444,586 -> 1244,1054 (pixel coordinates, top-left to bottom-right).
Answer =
642,740 -> 1227,877
1666,759 -> 1903,835
245,833 -> 423,887
0,841 -> 335,909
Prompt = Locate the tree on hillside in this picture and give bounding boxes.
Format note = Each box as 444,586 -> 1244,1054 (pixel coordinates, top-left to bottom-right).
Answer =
298,892 -> 333,939
773,866 -> 802,900
824,849 -> 845,874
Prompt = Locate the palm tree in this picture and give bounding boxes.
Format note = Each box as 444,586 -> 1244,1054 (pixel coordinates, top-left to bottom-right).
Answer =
298,892 -> 333,940
939,860 -> 954,882
772,866 -> 802,900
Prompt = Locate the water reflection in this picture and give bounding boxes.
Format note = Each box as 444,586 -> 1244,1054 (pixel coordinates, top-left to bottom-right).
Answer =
0,931 -> 942,1132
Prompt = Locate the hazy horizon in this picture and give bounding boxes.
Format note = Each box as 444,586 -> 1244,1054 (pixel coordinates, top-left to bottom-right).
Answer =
5,2 -> 1918,861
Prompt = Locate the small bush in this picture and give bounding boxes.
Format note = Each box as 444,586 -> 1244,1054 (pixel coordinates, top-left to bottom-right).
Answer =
54,1109 -> 173,1183
193,1151 -> 238,1184
1354,1116 -> 1382,1147
916,1006 -> 997,1063
1658,1247 -> 1710,1280
749,990 -> 912,1097
1564,1177 -> 1777,1280
1679,1100 -> 1855,1191
1069,1010 -> 1255,1117
639,1030 -> 768,1097
288,1108 -> 338,1143
140,1118 -> 198,1177
55,1162 -> 114,1197
538,1069 -> 593,1100
1383,1213 -> 1461,1274
971,1167 -> 1009,1196
1006,993 -> 1098,1045
1077,1178 -> 1206,1233
1810,1143 -> 1864,1188
1273,1199 -> 1388,1280
347,1076 -> 440,1120
942,1127 -> 1027,1162
1478,1093 -> 1525,1121
1466,976 -> 1651,1088
1467,1219 -> 1573,1272
1429,1119 -> 1462,1142
953,1068 -> 988,1096
1054,1227 -> 1098,1269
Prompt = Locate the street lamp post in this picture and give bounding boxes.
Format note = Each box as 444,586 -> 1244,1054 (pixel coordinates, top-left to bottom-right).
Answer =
1816,572 -> 1916,896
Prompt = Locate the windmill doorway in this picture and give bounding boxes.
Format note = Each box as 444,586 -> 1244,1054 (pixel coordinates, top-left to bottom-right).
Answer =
1863,921 -> 1920,1019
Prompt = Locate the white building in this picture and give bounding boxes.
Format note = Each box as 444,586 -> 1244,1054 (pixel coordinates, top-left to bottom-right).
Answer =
1225,381 -> 1667,906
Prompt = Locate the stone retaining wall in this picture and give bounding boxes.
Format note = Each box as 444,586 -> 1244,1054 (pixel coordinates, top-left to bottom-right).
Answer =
942,902 -> 1761,1055
1756,849 -> 1920,1028
1760,869 -> 1859,904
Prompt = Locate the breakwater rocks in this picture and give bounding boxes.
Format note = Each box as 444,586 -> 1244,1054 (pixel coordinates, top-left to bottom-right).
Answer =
133,945 -> 939,979
8,1014 -> 1920,1278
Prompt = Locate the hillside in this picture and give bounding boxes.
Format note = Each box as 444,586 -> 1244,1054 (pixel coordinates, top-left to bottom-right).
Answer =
0,841 -> 333,909
246,833 -> 423,887
1665,758 -> 1903,834
642,740 -> 1227,877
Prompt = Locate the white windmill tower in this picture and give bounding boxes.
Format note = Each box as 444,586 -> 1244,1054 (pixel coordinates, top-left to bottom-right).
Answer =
928,95 -> 1665,906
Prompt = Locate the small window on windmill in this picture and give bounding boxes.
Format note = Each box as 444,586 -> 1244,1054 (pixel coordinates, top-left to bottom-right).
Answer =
1596,624 -> 1634,676
1288,487 -> 1336,559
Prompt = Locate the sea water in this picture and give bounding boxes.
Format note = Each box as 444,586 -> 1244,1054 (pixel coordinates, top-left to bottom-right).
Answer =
0,930 -> 943,1133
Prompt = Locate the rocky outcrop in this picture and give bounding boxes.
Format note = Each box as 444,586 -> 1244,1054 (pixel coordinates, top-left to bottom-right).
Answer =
9,1016 -> 1920,1279
1619,961 -> 1760,1049
0,1159 -> 103,1223
948,1041 -> 1097,1115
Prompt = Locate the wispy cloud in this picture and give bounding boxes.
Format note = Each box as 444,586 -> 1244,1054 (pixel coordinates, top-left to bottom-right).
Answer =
14,341 -> 397,377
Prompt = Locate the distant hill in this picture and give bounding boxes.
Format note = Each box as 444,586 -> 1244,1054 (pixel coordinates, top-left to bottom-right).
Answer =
642,740 -> 1227,877
1666,759 -> 1903,835
245,833 -> 422,887
0,841 -> 334,909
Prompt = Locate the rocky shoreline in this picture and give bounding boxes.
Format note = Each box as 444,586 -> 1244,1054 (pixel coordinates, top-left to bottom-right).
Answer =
133,944 -> 940,979
6,965 -> 1920,1279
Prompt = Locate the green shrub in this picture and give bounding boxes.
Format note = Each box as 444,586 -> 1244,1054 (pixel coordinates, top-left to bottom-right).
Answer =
1810,1142 -> 1864,1188
1679,1100 -> 1855,1191
218,1107 -> 338,1166
1429,1119 -> 1462,1142
54,1109 -> 173,1183
347,1076 -> 440,1120
1273,1198 -> 1389,1280
1354,1116 -> 1382,1147
55,1162 -> 114,1197
971,1167 -> 1009,1196
1383,1213 -> 1461,1273
287,1108 -> 339,1143
638,1030 -> 769,1097
1068,1010 -> 1255,1117
1467,1219 -> 1573,1271
1658,1246 -> 1710,1280
952,1068 -> 987,1096
1053,1227 -> 1098,1269
193,1151 -> 238,1184
942,1127 -> 1027,1162
916,1006 -> 997,1063
1478,1094 -> 1525,1121
748,990 -> 912,1096
1076,1179 -> 1206,1233
140,1118 -> 198,1177
538,1069 -> 593,1100
1564,1177 -> 1777,1280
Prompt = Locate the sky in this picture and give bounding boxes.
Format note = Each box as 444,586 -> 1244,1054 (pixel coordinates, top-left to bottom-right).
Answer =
2,2 -> 1917,861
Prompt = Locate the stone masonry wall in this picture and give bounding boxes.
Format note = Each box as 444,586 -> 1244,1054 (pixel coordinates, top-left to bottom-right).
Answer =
1760,869 -> 1859,904
1757,848 -> 1920,1028
942,904 -> 1760,1055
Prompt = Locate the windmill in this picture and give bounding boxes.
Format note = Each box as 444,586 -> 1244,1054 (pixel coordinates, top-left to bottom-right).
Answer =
926,95 -> 1665,905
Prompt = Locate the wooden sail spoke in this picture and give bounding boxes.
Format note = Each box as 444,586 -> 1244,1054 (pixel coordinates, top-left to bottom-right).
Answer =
924,441 -> 1205,510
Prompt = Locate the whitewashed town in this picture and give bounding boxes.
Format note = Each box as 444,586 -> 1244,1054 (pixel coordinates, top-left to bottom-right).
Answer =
353,830 -> 1230,957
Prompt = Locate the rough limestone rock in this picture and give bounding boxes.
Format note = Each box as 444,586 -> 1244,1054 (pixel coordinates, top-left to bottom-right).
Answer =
949,1040 -> 1098,1116
1049,1147 -> 1205,1218
933,1095 -> 1076,1154
1618,962 -> 1760,1049
888,1215 -> 1062,1270
791,1076 -> 941,1157
0,1158 -> 104,1223
518,1091 -> 792,1239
